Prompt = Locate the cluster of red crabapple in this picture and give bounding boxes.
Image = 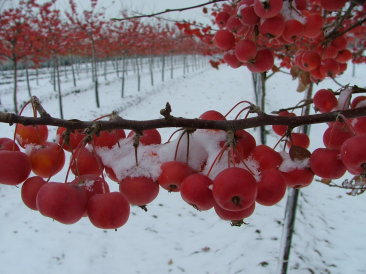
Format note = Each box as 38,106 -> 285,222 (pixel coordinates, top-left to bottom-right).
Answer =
212,0 -> 363,80
1,89 -> 366,229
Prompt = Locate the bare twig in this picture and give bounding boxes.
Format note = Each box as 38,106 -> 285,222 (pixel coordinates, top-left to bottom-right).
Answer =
111,0 -> 228,21
324,2 -> 356,42
325,17 -> 366,41
331,77 -> 345,87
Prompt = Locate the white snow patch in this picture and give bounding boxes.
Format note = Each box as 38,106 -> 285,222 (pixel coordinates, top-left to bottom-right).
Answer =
278,150 -> 310,172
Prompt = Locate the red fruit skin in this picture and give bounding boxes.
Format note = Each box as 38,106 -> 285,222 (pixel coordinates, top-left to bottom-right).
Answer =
319,59 -> 340,77
93,129 -> 126,148
56,127 -> 85,152
288,133 -> 310,149
199,110 -> 226,121
105,166 -> 120,182
0,138 -> 19,151
215,11 -> 230,28
352,117 -> 366,135
340,135 -> 366,174
282,20 -> 304,43
272,111 -> 296,136
30,142 -> 65,178
87,192 -> 130,229
351,96 -> 366,109
214,201 -> 255,221
336,49 -> 352,63
36,182 -> 88,224
235,39 -> 257,62
239,5 -> 260,25
301,51 -> 321,71
332,35 -> 347,51
251,145 -> 283,171
119,176 -> 159,206
323,122 -> 354,150
247,49 -> 274,72
21,176 -> 46,210
310,148 -> 346,179
180,173 -> 214,211
256,169 -> 286,206
321,0 -> 347,11
70,174 -> 110,200
313,89 -> 337,113
233,129 -> 256,161
224,53 -> 242,69
128,129 -> 161,145
158,161 -> 194,192
253,0 -> 283,19
304,13 -> 323,38
259,15 -> 285,38
0,151 -> 31,185
213,167 -> 257,211
282,168 -> 314,188
226,16 -> 243,33
214,30 -> 235,50
320,45 -> 338,59
294,0 -> 306,10
71,146 -> 103,176
16,124 -> 48,148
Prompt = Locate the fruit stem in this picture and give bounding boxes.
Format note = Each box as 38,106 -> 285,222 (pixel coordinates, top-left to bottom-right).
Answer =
174,130 -> 187,161
230,220 -> 246,227
224,100 -> 252,118
93,113 -> 113,121
186,132 -> 190,164
206,143 -> 229,177
133,133 -> 140,167
46,144 -> 65,183
91,140 -> 105,181
64,136 -> 88,183
234,106 -> 251,120
167,128 -> 184,143
273,131 -> 290,150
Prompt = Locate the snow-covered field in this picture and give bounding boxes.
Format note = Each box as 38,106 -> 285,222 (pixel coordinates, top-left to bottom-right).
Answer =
0,58 -> 366,274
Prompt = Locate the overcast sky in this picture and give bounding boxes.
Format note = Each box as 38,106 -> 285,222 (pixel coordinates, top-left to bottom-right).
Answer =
2,0 -> 213,24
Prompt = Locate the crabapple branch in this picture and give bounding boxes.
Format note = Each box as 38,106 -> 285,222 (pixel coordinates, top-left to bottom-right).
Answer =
2,97 -> 366,132
111,0 -> 228,21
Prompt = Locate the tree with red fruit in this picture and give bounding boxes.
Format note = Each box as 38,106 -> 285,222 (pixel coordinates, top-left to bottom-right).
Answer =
65,0 -> 107,108
0,1 -> 44,113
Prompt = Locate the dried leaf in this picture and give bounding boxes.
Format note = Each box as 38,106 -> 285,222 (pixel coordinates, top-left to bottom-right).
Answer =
319,178 -> 332,185
289,145 -> 311,161
296,78 -> 308,92
296,71 -> 311,92
290,66 -> 300,80
272,65 -> 280,73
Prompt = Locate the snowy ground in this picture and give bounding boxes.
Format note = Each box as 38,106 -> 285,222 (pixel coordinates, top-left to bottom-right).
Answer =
0,58 -> 366,274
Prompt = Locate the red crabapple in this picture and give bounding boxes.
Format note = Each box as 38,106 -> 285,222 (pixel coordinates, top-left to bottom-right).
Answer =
119,176 -> 159,206
213,167 -> 257,211
87,192 -> 130,229
180,173 -> 214,211
158,161 -> 194,192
